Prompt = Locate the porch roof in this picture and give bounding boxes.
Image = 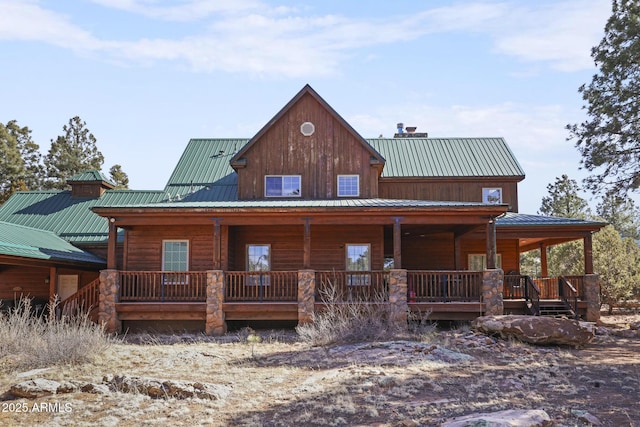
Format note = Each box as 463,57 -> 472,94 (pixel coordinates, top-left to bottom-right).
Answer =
93,198 -> 508,210
0,221 -> 106,265
496,212 -> 606,228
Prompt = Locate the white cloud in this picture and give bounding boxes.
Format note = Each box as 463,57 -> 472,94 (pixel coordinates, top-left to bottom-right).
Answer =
0,0 -> 611,77
88,0 -> 265,21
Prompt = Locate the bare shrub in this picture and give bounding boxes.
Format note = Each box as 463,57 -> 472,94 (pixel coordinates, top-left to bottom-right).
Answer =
296,279 -> 411,346
0,297 -> 114,370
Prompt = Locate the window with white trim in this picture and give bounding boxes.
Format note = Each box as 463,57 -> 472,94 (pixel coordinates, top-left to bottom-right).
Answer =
247,244 -> 270,286
265,175 -> 301,197
468,253 -> 502,271
337,175 -> 360,197
482,187 -> 502,204
346,244 -> 370,286
162,240 -> 189,284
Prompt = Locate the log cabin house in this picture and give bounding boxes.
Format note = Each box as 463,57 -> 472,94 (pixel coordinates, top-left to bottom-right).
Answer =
0,85 -> 605,333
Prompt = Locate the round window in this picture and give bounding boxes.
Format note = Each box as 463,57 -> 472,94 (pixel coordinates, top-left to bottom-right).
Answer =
300,121 -> 315,136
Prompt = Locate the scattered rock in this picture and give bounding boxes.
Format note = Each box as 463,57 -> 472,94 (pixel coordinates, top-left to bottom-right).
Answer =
472,315 -> 595,348
571,409 -> 602,425
15,368 -> 51,379
441,409 -> 552,427
629,321 -> 640,330
80,383 -> 110,394
10,379 -> 61,399
107,375 -> 230,400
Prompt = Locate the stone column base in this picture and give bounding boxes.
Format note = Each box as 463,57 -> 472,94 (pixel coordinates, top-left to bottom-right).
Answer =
298,270 -> 316,324
99,269 -> 121,334
482,269 -> 504,316
584,274 -> 600,322
206,270 -> 226,335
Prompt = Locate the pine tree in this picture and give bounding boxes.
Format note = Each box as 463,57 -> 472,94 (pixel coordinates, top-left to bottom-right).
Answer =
44,116 -> 104,189
567,0 -> 640,197
109,164 -> 129,190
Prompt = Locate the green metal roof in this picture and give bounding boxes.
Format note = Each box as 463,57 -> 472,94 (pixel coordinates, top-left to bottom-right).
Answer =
68,170 -> 114,184
497,212 -> 606,228
0,190 -> 166,243
94,198 -> 501,210
0,221 -> 105,265
368,138 -> 525,178
162,137 -> 525,201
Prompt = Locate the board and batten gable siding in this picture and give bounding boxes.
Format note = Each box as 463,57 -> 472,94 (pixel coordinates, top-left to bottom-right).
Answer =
379,179 -> 520,212
236,92 -> 380,200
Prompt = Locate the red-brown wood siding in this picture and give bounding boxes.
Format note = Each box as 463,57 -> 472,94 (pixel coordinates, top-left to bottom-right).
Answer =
230,225 -> 384,271
0,267 -> 99,301
379,180 -> 520,212
401,232 -> 456,270
237,93 -> 378,199
125,225 -> 214,271
460,238 -> 520,272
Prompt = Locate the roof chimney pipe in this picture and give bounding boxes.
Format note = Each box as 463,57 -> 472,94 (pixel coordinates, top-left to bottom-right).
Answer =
397,123 -> 404,134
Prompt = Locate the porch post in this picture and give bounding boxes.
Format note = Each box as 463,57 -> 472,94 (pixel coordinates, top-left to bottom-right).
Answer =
212,219 -> 222,270
298,270 -> 315,324
48,266 -> 57,301
98,269 -> 121,333
302,219 -> 312,269
482,269 -> 503,316
206,270 -> 227,335
486,217 -> 497,269
107,218 -> 118,270
389,269 -> 408,327
540,243 -> 549,277
584,274 -> 600,322
584,233 -> 594,275
393,217 -> 402,269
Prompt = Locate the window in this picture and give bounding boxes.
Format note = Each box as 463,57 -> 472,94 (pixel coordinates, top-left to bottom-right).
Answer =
338,175 -> 359,197
482,187 -> 502,204
247,244 -> 270,286
162,240 -> 189,284
346,244 -> 370,286
265,175 -> 301,197
468,253 -> 502,271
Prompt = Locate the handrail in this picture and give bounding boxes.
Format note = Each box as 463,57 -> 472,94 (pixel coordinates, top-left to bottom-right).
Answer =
61,278 -> 100,317
225,271 -> 298,302
525,276 -> 540,316
407,270 -> 482,303
559,276 -> 578,318
315,271 -> 389,302
119,271 -> 207,302
503,274 -> 528,299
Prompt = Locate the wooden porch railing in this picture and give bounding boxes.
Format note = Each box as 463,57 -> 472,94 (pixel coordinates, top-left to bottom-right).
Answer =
504,274 -> 528,299
61,278 -> 100,318
407,271 -> 482,303
119,271 -> 207,302
525,276 -> 541,316
533,277 -> 560,299
563,275 -> 585,299
225,271 -> 298,302
559,276 -> 578,318
315,271 -> 389,302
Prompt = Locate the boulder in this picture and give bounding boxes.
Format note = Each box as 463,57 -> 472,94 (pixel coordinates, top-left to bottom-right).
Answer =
472,315 -> 595,348
442,409 -> 551,427
107,375 -> 230,400
10,378 -> 61,399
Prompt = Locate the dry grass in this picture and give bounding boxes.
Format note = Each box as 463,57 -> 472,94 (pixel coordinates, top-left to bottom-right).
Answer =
295,280 -> 425,346
0,298 -> 114,370
0,312 -> 638,426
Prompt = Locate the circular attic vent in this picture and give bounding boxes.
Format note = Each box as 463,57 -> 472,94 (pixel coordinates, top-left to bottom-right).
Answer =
300,121 -> 315,136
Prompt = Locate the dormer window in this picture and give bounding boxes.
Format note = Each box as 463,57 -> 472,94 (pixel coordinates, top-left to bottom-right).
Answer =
265,175 -> 301,197
338,175 -> 360,197
482,187 -> 502,204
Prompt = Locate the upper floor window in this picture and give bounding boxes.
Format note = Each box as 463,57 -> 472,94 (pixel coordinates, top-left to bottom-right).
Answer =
337,175 -> 360,197
265,175 -> 301,197
482,187 -> 502,204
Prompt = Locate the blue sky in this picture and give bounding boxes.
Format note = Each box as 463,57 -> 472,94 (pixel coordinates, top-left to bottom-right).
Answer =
0,0 -> 614,214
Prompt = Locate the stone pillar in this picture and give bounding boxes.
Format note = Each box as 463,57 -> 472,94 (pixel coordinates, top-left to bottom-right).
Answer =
99,269 -> 121,334
482,269 -> 504,316
389,269 -> 408,327
206,270 -> 226,335
584,274 -> 600,322
298,270 -> 316,324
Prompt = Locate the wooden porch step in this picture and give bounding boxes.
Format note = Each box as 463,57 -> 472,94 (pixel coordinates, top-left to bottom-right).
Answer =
539,300 -> 574,317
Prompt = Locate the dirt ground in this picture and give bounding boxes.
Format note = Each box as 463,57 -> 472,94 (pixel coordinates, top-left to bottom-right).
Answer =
0,312 -> 638,426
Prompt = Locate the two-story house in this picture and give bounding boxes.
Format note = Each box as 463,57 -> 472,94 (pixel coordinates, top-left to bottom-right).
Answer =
0,85 -> 604,334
